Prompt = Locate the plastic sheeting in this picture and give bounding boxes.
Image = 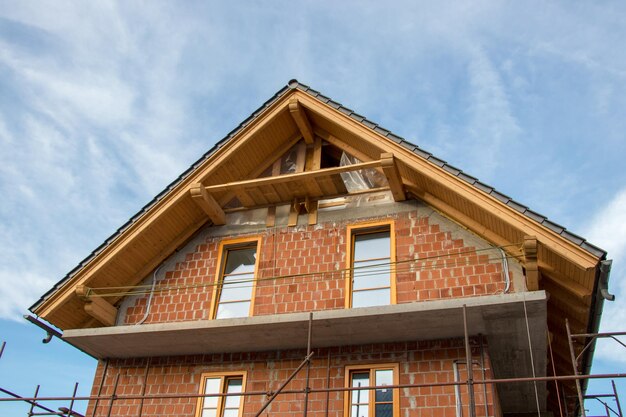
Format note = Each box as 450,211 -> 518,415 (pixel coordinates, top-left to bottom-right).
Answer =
339,152 -> 387,192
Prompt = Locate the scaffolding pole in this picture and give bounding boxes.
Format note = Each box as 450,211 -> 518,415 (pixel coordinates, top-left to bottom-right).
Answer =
566,318 -> 586,417
254,313 -> 314,417
463,304 -> 476,417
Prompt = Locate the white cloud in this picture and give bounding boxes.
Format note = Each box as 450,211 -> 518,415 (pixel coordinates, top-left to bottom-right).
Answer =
0,1 -> 205,319
583,188 -> 626,364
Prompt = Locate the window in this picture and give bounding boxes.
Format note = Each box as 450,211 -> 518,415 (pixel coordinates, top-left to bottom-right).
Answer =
345,364 -> 399,417
210,238 -> 260,319
346,221 -> 396,308
196,373 -> 246,417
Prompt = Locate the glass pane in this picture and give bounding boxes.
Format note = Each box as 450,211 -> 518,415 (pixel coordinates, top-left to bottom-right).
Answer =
223,409 -> 240,417
216,301 -> 251,319
352,288 -> 390,308
202,409 -> 218,417
375,369 -> 393,402
203,378 -> 221,408
354,232 -> 390,261
351,404 -> 369,417
224,247 -> 256,275
375,403 -> 393,417
351,372 -> 369,410
220,273 -> 253,302
224,378 -> 242,408
353,259 -> 390,290
226,378 -> 243,393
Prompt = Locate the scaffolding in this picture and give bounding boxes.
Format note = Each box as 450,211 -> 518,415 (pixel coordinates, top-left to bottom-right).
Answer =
1,306 -> 624,417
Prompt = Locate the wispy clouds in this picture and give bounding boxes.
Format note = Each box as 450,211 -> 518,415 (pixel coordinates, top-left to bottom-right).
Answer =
583,188 -> 626,364
0,1 -> 625,329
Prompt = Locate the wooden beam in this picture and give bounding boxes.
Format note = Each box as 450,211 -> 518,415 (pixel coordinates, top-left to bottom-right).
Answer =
523,235 -> 539,291
316,129 -> 375,163
296,141 -> 306,172
289,98 -> 314,144
307,200 -> 318,225
311,136 -> 322,170
84,297 -> 117,326
217,132 -> 302,207
288,199 -> 301,227
234,188 -> 255,207
189,184 -> 226,225
539,261 -> 592,305
204,159 -> 382,193
380,152 -> 406,201
76,286 -> 117,326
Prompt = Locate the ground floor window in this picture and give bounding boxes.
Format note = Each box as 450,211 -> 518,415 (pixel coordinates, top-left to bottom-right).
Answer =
344,364 -> 399,417
196,372 -> 246,417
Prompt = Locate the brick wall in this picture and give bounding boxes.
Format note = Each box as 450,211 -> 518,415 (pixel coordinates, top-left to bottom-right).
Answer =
86,339 -> 497,417
123,210 -> 507,325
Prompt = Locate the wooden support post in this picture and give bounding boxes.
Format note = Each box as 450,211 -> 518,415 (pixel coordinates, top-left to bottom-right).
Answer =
296,141 -> 307,172
307,200 -> 318,225
76,286 -> 117,326
289,98 -> 314,144
380,152 -> 406,201
523,235 -> 539,291
288,198 -> 301,227
190,184 -> 226,225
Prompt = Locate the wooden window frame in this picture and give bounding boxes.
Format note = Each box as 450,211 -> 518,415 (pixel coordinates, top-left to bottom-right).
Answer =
209,236 -> 262,320
345,220 -> 397,308
343,363 -> 400,417
195,371 -> 247,417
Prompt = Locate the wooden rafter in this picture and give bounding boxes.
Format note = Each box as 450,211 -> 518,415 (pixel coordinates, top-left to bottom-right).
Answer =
289,98 -> 314,144
380,152 -> 406,201
190,184 -> 226,225
76,285 -> 117,326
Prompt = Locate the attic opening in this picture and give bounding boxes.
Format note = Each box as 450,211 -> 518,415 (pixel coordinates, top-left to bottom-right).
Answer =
221,138 -> 398,213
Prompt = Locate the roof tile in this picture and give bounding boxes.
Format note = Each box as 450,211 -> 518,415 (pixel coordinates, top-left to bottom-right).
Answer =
541,219 -> 565,234
474,181 -> 494,194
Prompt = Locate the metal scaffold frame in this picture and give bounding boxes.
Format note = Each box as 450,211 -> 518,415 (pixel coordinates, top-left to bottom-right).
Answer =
1,306 -> 624,417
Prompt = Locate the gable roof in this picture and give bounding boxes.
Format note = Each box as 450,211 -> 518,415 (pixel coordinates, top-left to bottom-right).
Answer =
31,79 -> 607,330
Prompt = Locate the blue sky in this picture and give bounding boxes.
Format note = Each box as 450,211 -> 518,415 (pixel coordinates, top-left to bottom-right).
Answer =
0,1 -> 625,414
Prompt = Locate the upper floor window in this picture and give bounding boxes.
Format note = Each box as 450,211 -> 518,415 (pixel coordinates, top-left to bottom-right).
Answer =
346,221 -> 396,308
196,372 -> 246,417
345,364 -> 399,417
211,238 -> 260,319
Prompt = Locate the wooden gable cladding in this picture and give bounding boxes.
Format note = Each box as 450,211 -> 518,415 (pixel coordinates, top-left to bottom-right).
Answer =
33,86 -> 602,337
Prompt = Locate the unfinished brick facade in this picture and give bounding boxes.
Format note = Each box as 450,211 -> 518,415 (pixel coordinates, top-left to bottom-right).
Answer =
87,339 -> 498,417
123,210 -> 507,326
34,83 -> 602,417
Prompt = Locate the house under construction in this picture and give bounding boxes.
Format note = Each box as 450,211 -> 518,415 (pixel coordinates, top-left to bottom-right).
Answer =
21,80 -> 620,417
